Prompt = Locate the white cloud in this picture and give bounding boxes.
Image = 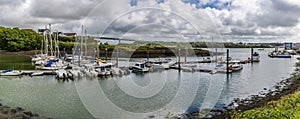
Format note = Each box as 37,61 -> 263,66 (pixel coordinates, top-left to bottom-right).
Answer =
0,0 -> 299,42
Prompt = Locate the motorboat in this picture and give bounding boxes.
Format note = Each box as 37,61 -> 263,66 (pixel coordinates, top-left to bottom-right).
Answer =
252,52 -> 260,62
181,66 -> 194,72
229,60 -> 243,71
95,66 -> 111,76
30,71 -> 44,76
132,62 -> 150,73
214,64 -> 232,73
151,58 -> 176,70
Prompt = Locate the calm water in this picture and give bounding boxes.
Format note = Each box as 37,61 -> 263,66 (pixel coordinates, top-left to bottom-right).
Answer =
0,48 -> 297,119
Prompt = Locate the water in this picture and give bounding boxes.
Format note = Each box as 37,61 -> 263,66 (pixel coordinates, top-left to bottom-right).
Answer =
0,48 -> 297,119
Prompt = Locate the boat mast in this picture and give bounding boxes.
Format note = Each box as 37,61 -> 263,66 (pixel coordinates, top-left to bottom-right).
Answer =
84,29 -> 87,57
55,31 -> 60,58
45,25 -> 49,56
54,31 -> 57,58
79,25 -> 83,66
41,30 -> 44,55
96,32 -> 100,58
49,24 -> 54,57
116,40 -> 120,68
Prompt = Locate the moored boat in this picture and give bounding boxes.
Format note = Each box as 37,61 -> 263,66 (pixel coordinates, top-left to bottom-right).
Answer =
132,62 -> 150,73
252,52 -> 260,62
30,71 -> 44,76
0,69 -> 22,76
229,60 -> 243,71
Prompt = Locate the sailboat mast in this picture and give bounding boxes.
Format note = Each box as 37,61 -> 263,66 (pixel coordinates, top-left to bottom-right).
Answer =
41,31 -> 44,54
84,29 -> 87,57
45,25 -> 48,56
56,31 -> 60,58
79,25 -> 83,66
49,24 -> 53,56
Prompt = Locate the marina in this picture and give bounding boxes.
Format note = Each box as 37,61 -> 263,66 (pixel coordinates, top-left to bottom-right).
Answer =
1,1 -> 300,118
0,48 -> 298,119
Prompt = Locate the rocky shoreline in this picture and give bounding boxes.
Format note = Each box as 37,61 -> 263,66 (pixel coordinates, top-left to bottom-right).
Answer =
0,103 -> 50,119
182,64 -> 300,119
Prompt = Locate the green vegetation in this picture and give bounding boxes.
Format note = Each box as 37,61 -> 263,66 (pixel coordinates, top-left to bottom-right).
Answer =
190,42 -> 275,48
231,89 -> 300,119
0,26 -> 77,52
230,59 -> 300,119
0,27 -> 43,52
0,56 -> 34,70
0,26 -> 277,53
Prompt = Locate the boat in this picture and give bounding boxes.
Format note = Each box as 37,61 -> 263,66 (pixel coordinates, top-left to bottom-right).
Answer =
39,59 -> 67,70
268,50 -> 292,58
214,64 -> 232,73
257,48 -> 264,51
181,66 -> 194,72
30,71 -> 44,76
151,58 -> 176,70
0,69 -> 22,76
56,69 -> 68,79
69,66 -> 83,78
252,52 -> 260,62
132,62 -> 150,73
277,55 -> 292,58
217,57 -> 232,64
95,66 -> 111,76
229,60 -> 243,71
200,57 -> 213,63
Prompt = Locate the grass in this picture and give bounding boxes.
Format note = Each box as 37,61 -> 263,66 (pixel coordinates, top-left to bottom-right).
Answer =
230,59 -> 300,119
0,55 -> 34,70
231,89 -> 300,119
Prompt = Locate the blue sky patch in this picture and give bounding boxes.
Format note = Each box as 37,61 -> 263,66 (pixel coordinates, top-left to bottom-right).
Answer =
130,0 -> 231,10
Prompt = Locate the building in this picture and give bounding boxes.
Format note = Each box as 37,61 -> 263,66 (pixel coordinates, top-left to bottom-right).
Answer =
284,42 -> 293,50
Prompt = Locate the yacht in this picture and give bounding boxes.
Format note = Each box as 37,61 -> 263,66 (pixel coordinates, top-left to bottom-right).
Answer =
132,62 -> 150,73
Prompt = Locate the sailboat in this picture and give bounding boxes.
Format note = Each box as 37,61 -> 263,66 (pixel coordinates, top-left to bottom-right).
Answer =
0,69 -> 22,76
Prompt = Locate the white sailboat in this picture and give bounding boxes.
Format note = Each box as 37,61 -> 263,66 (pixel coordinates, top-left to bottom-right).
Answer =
0,69 -> 22,76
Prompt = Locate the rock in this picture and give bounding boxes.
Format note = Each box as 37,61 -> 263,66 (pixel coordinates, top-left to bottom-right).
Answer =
10,109 -> 17,113
16,107 -> 24,112
34,113 -> 39,117
22,115 -> 31,119
24,111 -> 34,117
148,115 -> 155,118
3,109 -> 9,114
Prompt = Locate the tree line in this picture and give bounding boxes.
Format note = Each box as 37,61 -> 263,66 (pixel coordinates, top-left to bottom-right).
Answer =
0,27 -> 43,51
0,26 -> 78,52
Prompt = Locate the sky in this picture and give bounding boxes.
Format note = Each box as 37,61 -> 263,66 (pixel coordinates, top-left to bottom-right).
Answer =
0,0 -> 300,43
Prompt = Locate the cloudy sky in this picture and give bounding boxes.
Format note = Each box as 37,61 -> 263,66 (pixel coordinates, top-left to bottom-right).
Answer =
0,0 -> 300,43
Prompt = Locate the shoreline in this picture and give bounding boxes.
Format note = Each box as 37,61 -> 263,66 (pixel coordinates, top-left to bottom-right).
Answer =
0,103 -> 50,119
184,60 -> 300,118
0,49 -> 211,58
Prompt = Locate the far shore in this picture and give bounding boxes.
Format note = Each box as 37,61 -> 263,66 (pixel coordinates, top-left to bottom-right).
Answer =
0,48 -> 211,58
